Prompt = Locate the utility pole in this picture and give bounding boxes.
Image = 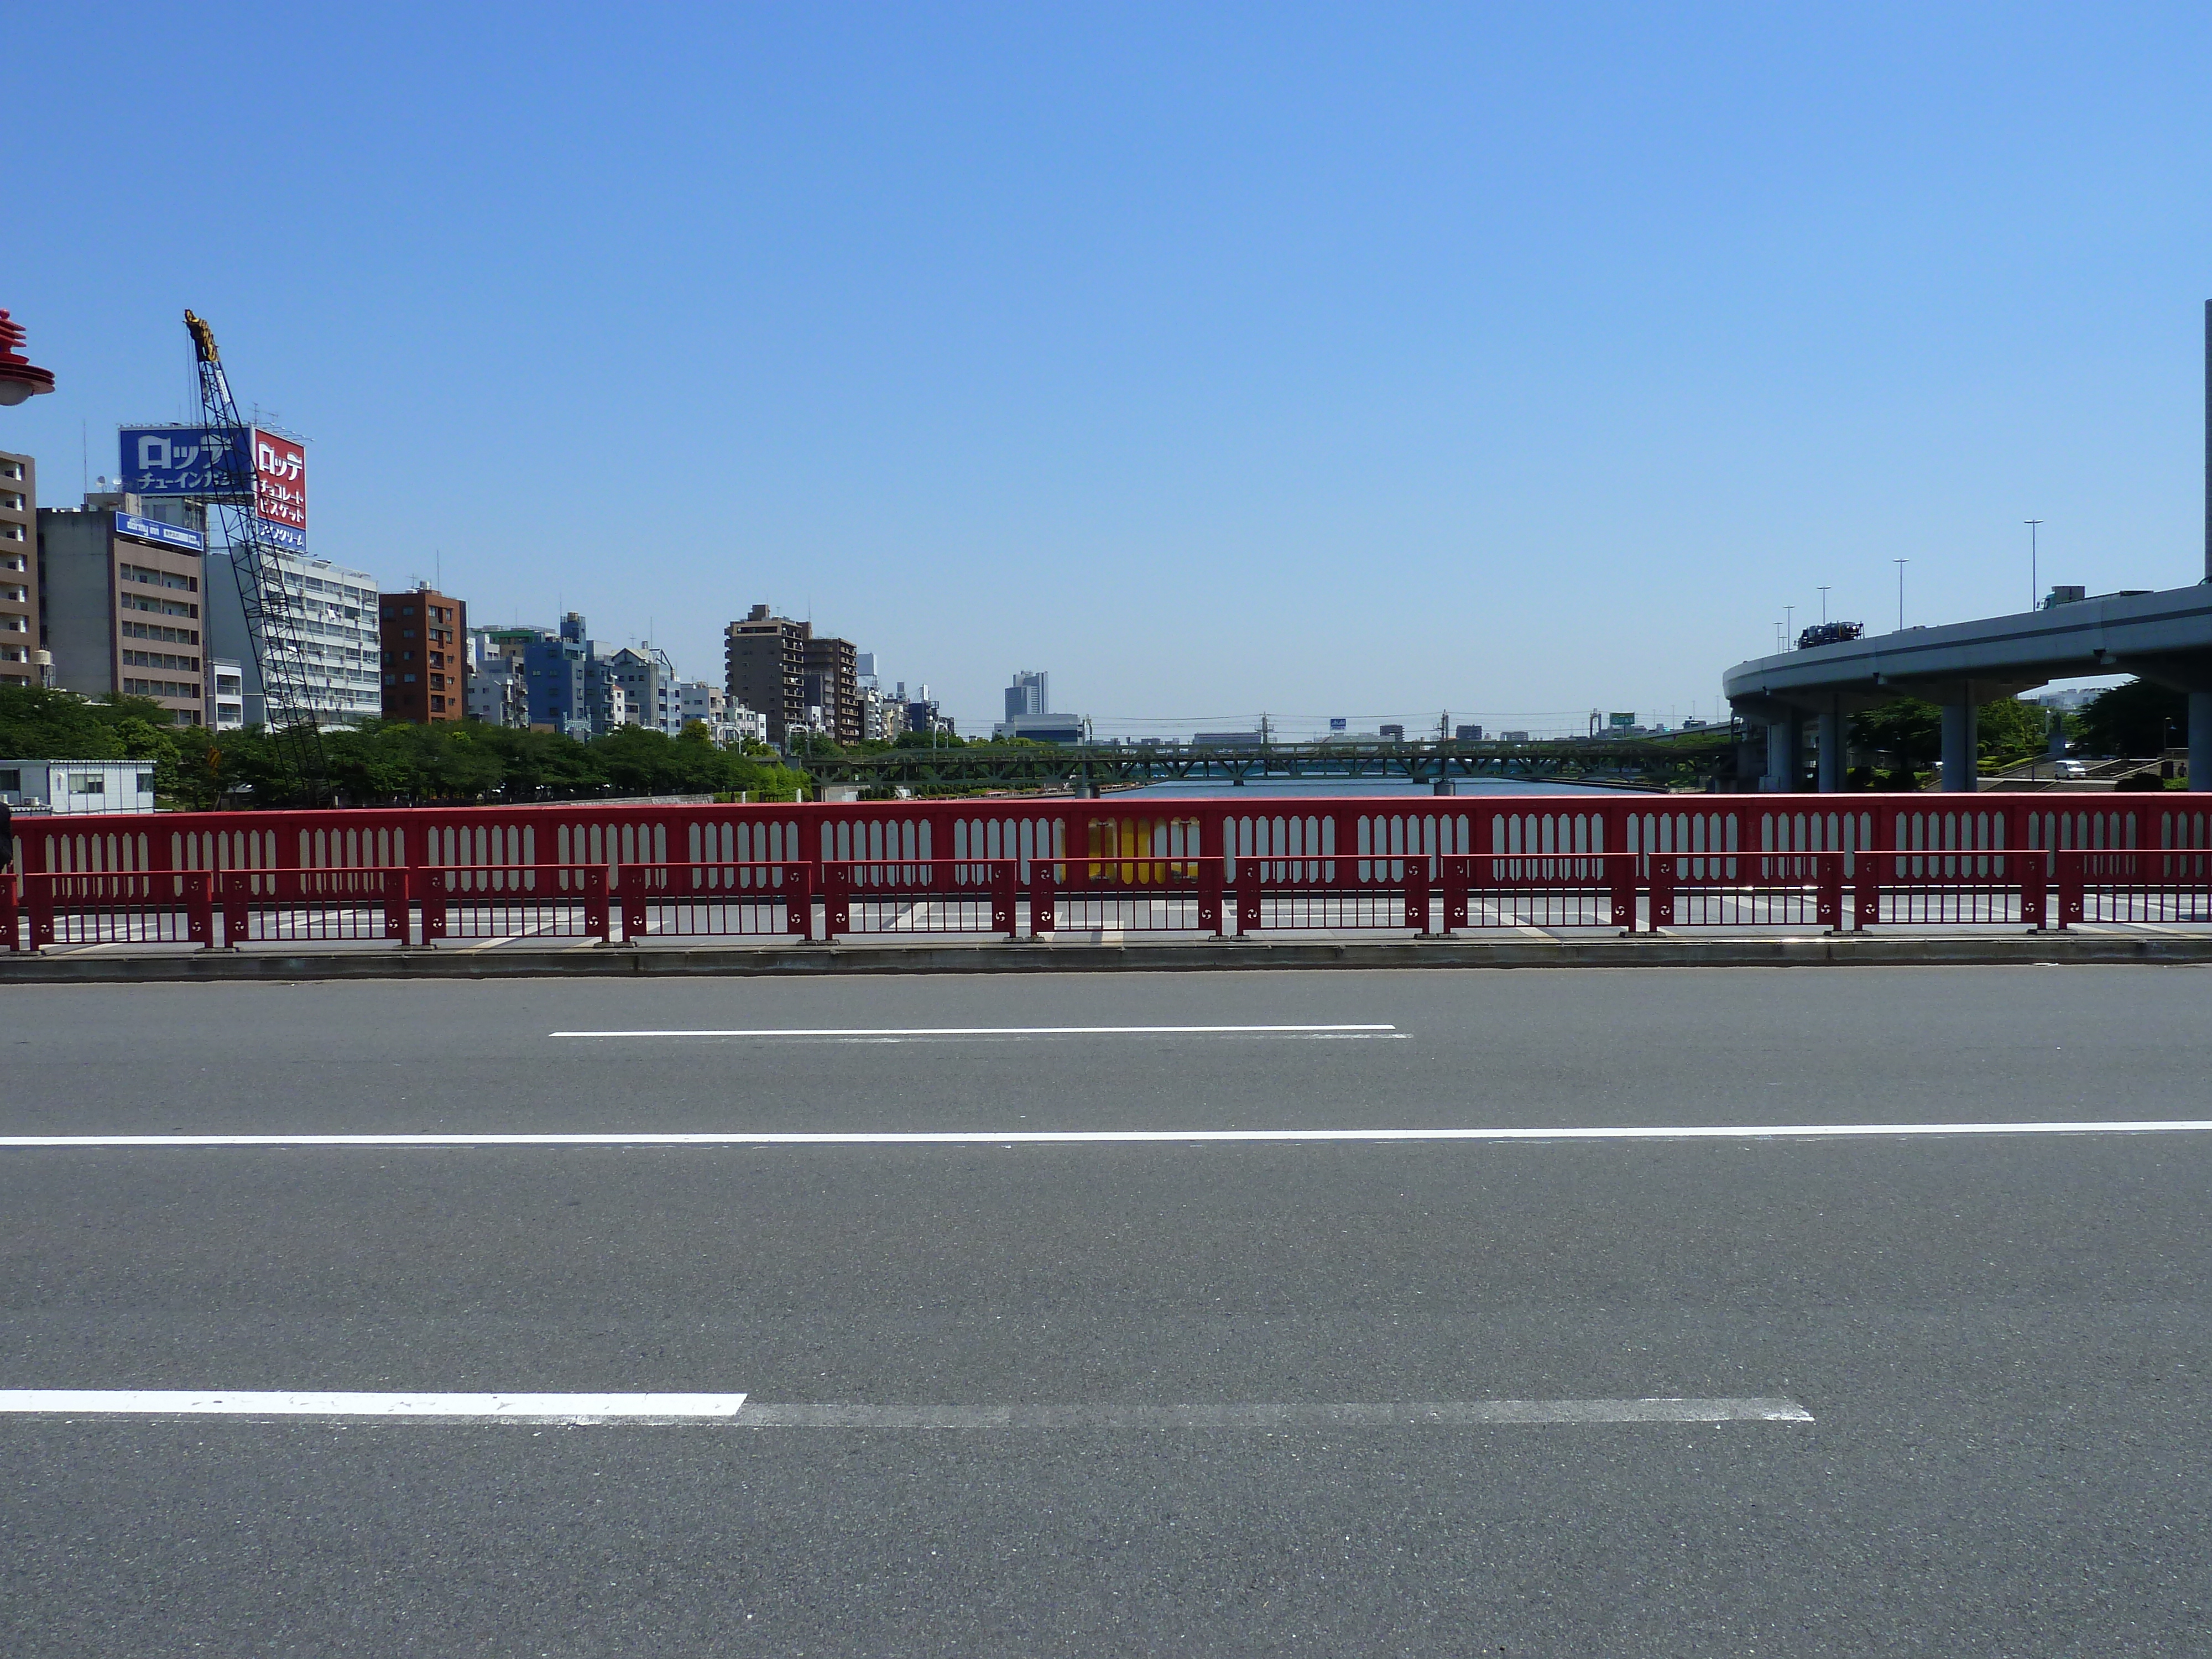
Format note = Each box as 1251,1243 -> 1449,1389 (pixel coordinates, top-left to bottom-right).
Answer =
2025,520 -> 2043,611
1784,604 -> 1795,649
1893,559 -> 1908,630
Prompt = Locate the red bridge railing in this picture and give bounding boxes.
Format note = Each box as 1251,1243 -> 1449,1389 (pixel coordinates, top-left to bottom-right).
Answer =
4,794 -> 2210,950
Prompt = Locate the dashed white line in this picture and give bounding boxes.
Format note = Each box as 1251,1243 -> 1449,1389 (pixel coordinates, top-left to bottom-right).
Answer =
549,1023 -> 1400,1039
0,1391 -> 748,1420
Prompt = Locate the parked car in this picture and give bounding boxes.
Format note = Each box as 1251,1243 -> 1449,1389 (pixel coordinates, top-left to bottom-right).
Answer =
2052,759 -> 2088,779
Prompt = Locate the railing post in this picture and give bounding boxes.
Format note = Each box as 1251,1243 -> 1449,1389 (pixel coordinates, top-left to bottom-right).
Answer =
1,873 -> 18,953
1404,859 -> 1432,937
1198,860 -> 1224,937
1854,852 -> 1884,932
992,859 -> 1018,938
420,867 -> 448,942
1613,855 -> 1641,933
383,868 -> 410,943
1646,855 -> 1673,931
1028,860 -> 1056,937
28,875 -> 55,951
1235,859 -> 1261,936
1817,853 -> 1844,932
2056,850 -> 2083,930
1442,855 -> 1469,936
586,866 -> 612,944
218,870 -> 247,947
823,862 -> 851,940
784,860 -> 815,941
2019,849 -> 2047,931
184,870 -> 213,948
619,862 -> 647,944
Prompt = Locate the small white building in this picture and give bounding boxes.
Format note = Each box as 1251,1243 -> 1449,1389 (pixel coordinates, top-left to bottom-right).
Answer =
208,659 -> 245,731
0,759 -> 159,814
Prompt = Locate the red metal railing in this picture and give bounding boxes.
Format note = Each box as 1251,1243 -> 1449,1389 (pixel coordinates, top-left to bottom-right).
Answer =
823,859 -> 1019,939
1443,853 -> 1639,932
1651,851 -> 1845,931
421,865 -> 609,945
2054,847 -> 2212,928
619,862 -> 808,943
9,795 -> 2212,952
219,867 -> 406,946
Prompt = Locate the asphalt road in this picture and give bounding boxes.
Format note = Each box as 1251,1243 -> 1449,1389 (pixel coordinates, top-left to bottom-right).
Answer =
3,966 -> 2209,1654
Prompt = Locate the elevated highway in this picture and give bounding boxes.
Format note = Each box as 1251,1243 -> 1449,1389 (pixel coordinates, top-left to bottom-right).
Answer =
1724,581 -> 2212,792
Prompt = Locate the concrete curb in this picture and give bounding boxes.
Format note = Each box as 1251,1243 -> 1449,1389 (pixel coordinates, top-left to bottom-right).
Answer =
3,932 -> 2210,983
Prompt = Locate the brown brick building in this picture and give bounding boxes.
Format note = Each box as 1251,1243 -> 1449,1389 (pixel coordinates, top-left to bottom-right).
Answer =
35,493 -> 208,725
379,586 -> 467,722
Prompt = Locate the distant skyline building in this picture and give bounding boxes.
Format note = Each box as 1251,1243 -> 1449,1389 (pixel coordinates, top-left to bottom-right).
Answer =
597,644 -> 681,735
1005,669 -> 1048,723
465,628 -> 531,728
379,585 -> 467,723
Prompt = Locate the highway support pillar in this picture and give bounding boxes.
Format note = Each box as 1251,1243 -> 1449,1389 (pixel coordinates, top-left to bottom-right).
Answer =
1816,704 -> 1846,793
2191,690 -> 2212,792
1940,698 -> 1979,792
1765,711 -> 1803,792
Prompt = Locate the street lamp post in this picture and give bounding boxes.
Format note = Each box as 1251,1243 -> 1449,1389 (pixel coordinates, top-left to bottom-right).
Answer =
1893,559 -> 1909,630
1818,586 -> 1831,624
2026,520 -> 2043,612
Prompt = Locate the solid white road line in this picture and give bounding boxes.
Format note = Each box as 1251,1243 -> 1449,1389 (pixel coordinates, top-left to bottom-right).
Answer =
0,1392 -> 1805,1426
0,1120 -> 2208,1149
548,1023 -> 1399,1039
732,1398 -> 1814,1427
0,1391 -> 748,1420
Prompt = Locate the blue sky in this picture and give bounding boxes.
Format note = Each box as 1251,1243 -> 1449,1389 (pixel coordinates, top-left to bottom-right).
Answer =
9,4 -> 2211,736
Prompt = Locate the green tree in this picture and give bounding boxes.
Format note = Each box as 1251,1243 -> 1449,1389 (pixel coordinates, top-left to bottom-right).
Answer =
2076,678 -> 2187,758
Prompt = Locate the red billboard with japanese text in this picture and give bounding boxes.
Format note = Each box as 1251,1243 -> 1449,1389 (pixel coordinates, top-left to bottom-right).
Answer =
252,429 -> 307,538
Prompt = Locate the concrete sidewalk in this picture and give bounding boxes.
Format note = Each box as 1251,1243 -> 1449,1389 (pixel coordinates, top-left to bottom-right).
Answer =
4,928 -> 2210,981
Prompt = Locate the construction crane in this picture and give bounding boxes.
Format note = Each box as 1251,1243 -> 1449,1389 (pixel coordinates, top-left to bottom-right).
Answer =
182,310 -> 328,801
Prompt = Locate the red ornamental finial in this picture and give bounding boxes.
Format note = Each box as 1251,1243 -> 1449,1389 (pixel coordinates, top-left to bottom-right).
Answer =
0,309 -> 56,404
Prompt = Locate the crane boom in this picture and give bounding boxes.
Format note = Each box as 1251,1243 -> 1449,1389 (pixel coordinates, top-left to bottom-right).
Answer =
181,310 -> 328,801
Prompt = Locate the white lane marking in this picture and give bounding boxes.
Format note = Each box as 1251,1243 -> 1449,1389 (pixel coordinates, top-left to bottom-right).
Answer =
1,1120 -> 2207,1149
0,1392 -> 1804,1426
549,1023 -> 1399,1039
737,1397 -> 1813,1427
0,1391 -> 747,1419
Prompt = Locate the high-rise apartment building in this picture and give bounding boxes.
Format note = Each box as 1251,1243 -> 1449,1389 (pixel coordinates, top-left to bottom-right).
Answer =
35,493 -> 210,725
379,586 -> 467,722
804,633 -> 860,745
725,605 -> 811,744
0,451 -> 34,687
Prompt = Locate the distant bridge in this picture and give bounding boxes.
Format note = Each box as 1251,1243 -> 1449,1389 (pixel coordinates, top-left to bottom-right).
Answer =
797,735 -> 1734,795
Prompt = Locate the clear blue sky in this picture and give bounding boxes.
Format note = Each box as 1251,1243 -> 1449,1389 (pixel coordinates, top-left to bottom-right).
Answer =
10,4 -> 2211,736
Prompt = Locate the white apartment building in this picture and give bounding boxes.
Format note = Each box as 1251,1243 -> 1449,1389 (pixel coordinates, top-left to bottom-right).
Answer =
206,546 -> 380,727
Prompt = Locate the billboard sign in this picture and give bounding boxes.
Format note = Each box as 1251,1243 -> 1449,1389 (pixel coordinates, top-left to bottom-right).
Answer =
117,425 -> 306,550
251,429 -> 306,538
118,426 -> 248,496
1608,712 -> 1636,731
113,513 -> 206,554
